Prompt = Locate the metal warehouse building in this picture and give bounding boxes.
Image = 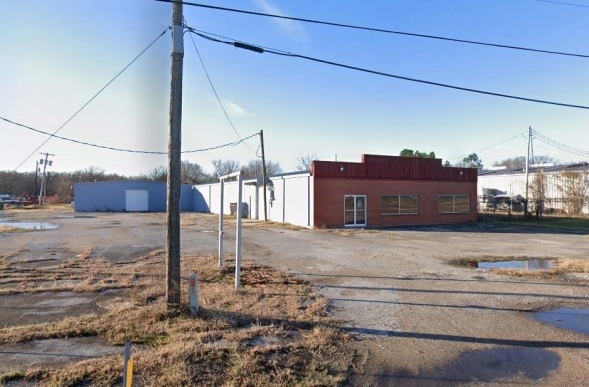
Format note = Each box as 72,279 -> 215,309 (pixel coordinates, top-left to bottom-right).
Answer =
478,162 -> 589,214
194,154 -> 478,228
74,181 -> 194,212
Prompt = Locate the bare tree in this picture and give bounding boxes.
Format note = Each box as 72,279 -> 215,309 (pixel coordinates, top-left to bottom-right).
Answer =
143,166 -> 168,182
211,159 -> 241,179
493,156 -> 558,170
242,159 -> 282,179
180,161 -> 210,185
529,170 -> 547,218
295,153 -> 317,172
558,171 -> 589,216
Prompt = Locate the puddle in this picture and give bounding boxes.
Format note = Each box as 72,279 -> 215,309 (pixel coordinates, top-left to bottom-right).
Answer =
55,215 -> 95,219
534,307 -> 589,335
478,259 -> 552,270
392,347 -> 560,386
0,221 -> 59,230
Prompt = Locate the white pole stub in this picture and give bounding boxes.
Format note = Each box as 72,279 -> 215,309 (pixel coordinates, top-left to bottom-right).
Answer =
235,174 -> 243,291
188,274 -> 198,314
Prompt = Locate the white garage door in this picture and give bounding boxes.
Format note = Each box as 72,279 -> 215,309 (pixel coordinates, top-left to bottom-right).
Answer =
126,190 -> 148,212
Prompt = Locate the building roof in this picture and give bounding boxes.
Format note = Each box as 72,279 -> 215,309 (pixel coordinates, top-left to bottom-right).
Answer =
479,162 -> 589,176
312,154 -> 478,181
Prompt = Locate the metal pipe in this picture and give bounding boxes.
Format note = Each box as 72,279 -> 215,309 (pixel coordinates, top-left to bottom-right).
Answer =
218,179 -> 224,266
235,173 -> 243,291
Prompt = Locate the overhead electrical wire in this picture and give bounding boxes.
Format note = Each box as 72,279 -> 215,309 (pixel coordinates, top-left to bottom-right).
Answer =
188,29 -> 589,110
1,116 -> 259,154
12,27 -> 170,171
449,133 -> 525,161
536,0 -> 589,8
184,21 -> 256,153
156,0 -> 589,59
533,129 -> 589,158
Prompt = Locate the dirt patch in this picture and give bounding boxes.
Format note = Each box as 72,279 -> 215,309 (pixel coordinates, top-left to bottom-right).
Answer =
0,251 -> 353,386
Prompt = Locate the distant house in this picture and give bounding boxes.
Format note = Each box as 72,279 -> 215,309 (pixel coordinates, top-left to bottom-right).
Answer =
478,162 -> 589,215
195,154 -> 478,228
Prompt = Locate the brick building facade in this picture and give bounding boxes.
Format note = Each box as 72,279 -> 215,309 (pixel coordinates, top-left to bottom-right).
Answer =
312,155 -> 478,228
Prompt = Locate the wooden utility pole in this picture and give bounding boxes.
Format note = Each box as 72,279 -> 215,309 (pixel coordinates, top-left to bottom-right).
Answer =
38,152 -> 54,206
167,0 -> 184,307
260,130 -> 268,221
524,126 -> 532,217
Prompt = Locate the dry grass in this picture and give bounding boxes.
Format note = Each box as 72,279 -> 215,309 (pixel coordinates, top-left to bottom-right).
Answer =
247,221 -> 306,231
0,250 -> 353,386
0,226 -> 31,234
452,256 -> 589,279
3,203 -> 72,214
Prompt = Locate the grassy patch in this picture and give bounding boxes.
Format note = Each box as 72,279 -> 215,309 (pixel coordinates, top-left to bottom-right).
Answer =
0,251 -> 353,386
479,213 -> 589,232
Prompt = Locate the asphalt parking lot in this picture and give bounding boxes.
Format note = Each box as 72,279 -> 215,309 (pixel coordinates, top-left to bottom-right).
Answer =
2,210 -> 589,386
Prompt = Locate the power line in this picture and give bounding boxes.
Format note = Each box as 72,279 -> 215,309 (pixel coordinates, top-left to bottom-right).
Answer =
156,0 -> 589,59
533,130 -> 589,158
189,30 -> 589,110
1,116 -> 259,155
536,0 -> 589,8
449,133 -> 525,161
184,22 -> 255,153
12,27 -> 170,171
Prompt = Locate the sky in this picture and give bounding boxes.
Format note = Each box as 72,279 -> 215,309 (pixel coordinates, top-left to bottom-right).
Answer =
1,0 -> 588,176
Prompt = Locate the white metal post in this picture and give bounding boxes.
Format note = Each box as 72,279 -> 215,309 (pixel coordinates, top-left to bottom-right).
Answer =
218,179 -> 224,266
235,173 -> 243,291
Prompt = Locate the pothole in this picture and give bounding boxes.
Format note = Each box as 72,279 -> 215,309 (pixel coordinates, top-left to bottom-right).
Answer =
534,307 -> 589,335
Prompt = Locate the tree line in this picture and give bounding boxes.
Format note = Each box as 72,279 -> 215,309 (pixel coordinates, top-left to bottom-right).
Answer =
0,158 -> 283,203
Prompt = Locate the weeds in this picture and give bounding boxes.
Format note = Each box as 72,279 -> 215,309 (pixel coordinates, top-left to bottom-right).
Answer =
0,251 -> 353,386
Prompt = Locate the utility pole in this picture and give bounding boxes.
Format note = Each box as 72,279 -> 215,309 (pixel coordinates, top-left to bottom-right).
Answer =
260,130 -> 268,222
166,0 -> 184,308
34,161 -> 39,201
524,126 -> 532,217
38,153 -> 54,206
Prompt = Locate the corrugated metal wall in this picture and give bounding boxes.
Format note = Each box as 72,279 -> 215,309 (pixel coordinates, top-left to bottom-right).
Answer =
312,155 -> 477,181
478,171 -> 589,214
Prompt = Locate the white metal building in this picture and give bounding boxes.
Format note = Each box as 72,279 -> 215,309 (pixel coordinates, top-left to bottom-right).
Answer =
478,163 -> 589,214
193,172 -> 314,228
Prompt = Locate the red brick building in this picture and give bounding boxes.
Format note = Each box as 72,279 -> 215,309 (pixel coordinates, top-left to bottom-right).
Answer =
312,154 -> 478,228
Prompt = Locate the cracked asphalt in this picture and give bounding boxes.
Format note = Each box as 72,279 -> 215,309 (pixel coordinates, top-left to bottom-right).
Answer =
2,211 -> 589,386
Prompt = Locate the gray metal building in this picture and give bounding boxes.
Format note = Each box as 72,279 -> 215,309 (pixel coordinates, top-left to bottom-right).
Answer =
74,181 -> 194,212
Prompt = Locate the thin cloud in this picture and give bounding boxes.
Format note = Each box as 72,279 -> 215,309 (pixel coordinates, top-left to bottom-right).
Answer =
208,96 -> 256,118
250,0 -> 307,40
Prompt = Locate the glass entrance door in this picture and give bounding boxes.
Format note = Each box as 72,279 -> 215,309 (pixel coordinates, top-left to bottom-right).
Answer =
344,195 -> 367,226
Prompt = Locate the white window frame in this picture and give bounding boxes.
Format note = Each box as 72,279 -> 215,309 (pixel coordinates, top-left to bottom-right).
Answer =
438,195 -> 470,214
344,195 -> 367,227
381,195 -> 419,215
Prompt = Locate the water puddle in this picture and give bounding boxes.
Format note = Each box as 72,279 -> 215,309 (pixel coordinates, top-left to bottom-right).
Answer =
0,221 -> 59,230
534,307 -> 589,335
392,348 -> 560,386
478,259 -> 552,270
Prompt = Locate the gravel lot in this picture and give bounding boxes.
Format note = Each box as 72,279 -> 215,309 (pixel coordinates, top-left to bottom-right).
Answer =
2,211 -> 589,386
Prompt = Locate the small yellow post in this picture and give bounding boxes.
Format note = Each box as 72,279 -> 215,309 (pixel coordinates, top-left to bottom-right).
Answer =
125,358 -> 134,387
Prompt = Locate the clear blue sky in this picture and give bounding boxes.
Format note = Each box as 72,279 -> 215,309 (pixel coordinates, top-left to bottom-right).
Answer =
1,0 -> 588,176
